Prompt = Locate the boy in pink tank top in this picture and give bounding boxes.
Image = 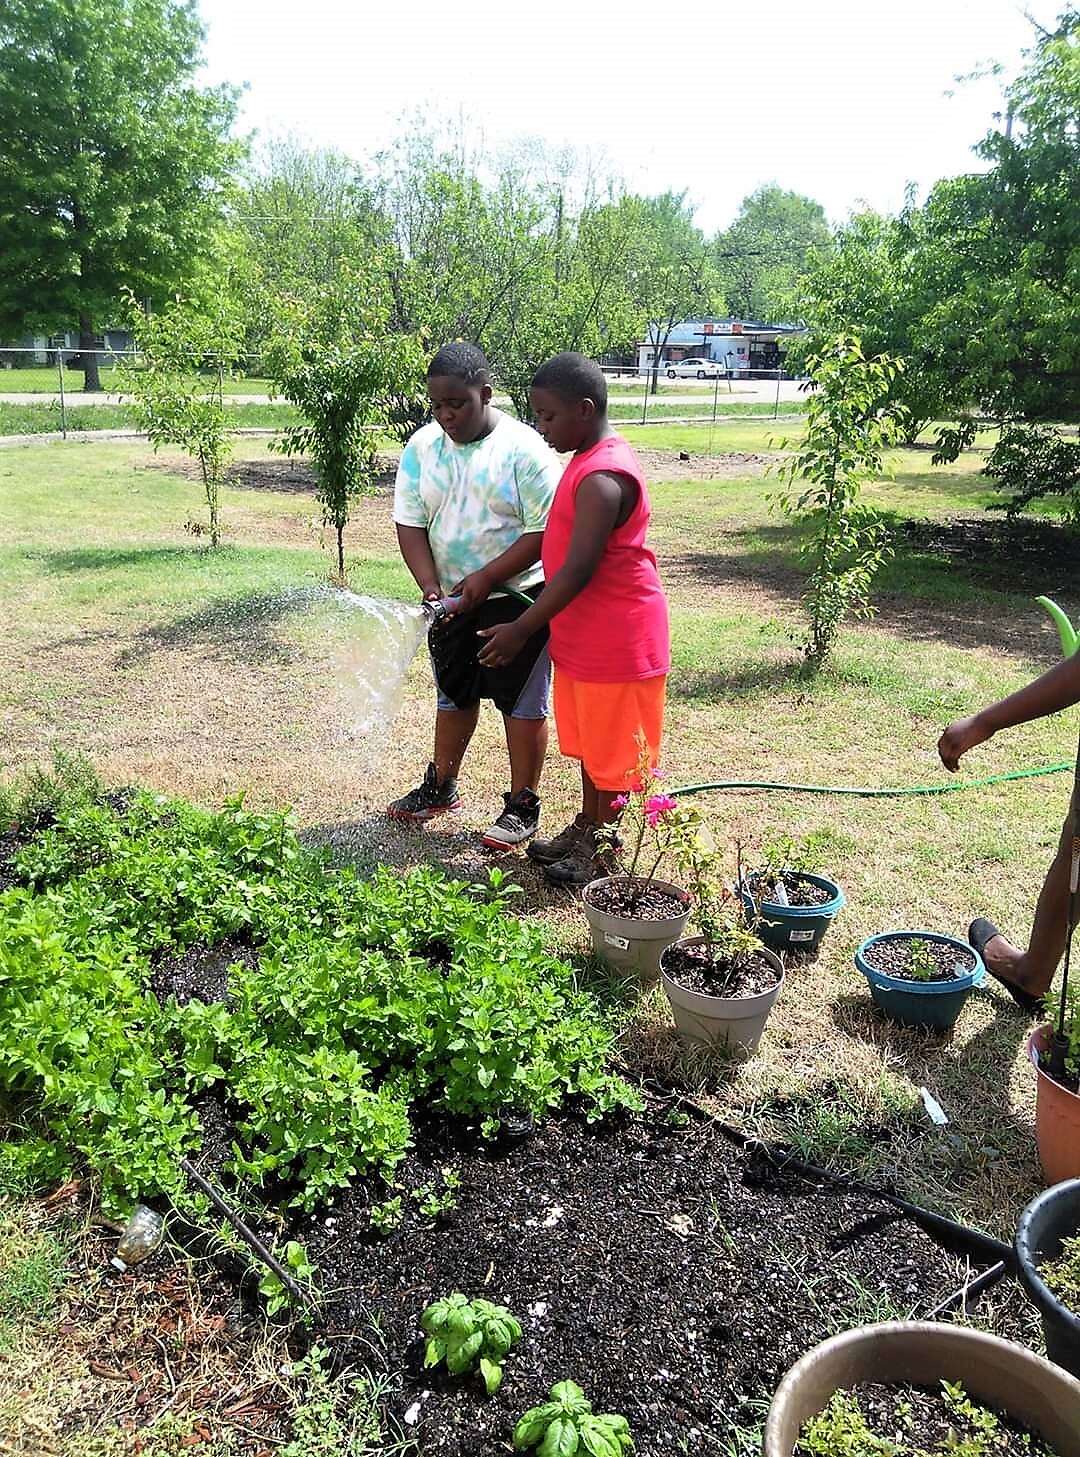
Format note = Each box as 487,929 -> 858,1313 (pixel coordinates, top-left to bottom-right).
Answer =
478,352 -> 670,886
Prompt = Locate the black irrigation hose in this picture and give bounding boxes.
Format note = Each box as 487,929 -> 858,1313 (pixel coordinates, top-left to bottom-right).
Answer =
649,1087 -> 1014,1271
180,1156 -> 319,1318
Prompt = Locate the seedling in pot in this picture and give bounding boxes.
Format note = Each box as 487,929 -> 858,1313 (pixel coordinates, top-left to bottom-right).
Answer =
420,1292 -> 521,1394
907,938 -> 939,983
513,1379 -> 634,1455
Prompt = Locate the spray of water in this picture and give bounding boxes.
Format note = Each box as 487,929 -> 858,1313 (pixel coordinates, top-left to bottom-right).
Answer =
331,589 -> 430,734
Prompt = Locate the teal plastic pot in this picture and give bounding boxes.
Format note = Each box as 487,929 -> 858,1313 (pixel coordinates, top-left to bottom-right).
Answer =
740,872 -> 845,952
854,931 -> 984,1031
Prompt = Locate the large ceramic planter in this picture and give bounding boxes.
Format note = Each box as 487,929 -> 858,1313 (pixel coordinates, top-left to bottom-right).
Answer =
763,1321 -> 1080,1457
1029,1025 -> 1080,1185
854,931 -> 984,1031
659,936 -> 784,1059
740,871 -> 845,952
1016,1179 -> 1080,1379
581,876 -> 691,986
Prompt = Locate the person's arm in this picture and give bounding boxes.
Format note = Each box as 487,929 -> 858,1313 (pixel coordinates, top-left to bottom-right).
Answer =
938,653 -> 1080,771
477,472 -> 626,666
451,532 -> 545,612
395,524 -> 442,601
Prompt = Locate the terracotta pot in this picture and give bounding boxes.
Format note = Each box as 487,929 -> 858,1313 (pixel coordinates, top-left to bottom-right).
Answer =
763,1321 -> 1080,1457
659,936 -> 783,1059
581,876 -> 691,986
1029,1024 -> 1080,1185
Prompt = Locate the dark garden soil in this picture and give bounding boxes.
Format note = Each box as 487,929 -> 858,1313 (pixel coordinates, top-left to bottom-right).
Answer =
863,938 -> 976,984
150,936 -> 260,1006
287,1109 -> 977,1457
0,827 -> 22,891
901,515 -> 1080,597
802,1380 -> 1062,1457
584,877 -> 689,921
661,944 -> 781,998
151,944 -> 984,1457
754,872 -> 832,908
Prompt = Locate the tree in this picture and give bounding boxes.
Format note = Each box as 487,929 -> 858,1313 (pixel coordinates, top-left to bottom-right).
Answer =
118,289 -> 245,547
265,264 -> 426,579
774,336 -> 902,672
619,193 -> 717,395
233,139 -> 386,358
716,186 -> 830,322
794,208 -> 963,441
0,0 -> 241,390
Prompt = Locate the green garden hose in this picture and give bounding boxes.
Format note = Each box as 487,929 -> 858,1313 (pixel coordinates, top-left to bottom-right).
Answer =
669,762 -> 1072,800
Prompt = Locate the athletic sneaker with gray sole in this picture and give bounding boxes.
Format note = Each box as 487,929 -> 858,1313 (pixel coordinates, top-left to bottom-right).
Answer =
481,788 -> 541,849
386,763 -> 461,823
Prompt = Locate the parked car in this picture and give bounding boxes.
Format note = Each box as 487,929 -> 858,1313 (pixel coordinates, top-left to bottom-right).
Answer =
664,357 -> 725,379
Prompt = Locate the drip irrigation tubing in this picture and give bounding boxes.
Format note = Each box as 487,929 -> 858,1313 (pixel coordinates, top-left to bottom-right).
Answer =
648,1086 -> 1014,1272
669,762 -> 1071,801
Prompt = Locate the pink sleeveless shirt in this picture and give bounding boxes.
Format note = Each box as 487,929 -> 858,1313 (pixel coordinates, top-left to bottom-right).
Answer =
541,435 -> 670,682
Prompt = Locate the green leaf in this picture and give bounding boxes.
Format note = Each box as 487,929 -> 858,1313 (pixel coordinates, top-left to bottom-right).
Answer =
423,1337 -> 445,1368
479,1355 -> 503,1394
538,1418 -> 580,1457
513,1408 -> 552,1450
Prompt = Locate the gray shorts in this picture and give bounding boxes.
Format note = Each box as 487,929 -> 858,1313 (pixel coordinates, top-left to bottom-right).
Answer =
434,645 -> 551,720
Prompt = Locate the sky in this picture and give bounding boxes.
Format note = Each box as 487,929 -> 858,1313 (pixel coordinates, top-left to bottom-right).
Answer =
197,0 -> 1062,232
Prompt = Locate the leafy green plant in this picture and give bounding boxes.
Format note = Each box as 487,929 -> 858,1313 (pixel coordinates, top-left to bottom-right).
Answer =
415,1167 -> 460,1222
1040,1231 -> 1080,1309
368,1196 -> 404,1233
798,1388 -> 891,1456
513,1380 -> 634,1455
420,1292 -> 522,1394
0,777 -> 639,1214
906,939 -> 938,983
258,1239 -> 317,1317
774,334 -> 901,672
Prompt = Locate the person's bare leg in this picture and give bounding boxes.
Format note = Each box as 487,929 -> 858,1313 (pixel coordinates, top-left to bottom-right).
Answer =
502,714 -> 547,795
434,705 -> 479,783
983,799 -> 1075,996
581,764 -> 600,824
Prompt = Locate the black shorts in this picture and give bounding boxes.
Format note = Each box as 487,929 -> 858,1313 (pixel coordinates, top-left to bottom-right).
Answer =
428,588 -> 550,716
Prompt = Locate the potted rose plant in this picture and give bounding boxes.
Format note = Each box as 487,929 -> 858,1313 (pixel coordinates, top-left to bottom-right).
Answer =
659,838 -> 784,1058
582,757 -> 692,986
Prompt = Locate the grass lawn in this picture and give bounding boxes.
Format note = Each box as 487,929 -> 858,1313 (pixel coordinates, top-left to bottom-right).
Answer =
0,366 -> 275,395
1,426 -> 1076,1451
0,401 -> 300,436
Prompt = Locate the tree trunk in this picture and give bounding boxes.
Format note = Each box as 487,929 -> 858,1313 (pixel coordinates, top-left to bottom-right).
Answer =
336,523 -> 345,579
79,312 -> 102,393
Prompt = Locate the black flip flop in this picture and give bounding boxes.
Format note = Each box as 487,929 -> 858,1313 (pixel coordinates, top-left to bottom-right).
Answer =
968,918 -> 1046,1016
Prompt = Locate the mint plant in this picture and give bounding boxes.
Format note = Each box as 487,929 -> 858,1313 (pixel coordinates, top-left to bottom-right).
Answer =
0,773 -> 641,1214
420,1293 -> 522,1394
258,1239 -> 317,1317
513,1380 -> 634,1455
907,939 -> 938,982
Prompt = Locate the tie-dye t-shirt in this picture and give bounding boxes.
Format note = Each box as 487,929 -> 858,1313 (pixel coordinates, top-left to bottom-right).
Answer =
393,412 -> 559,595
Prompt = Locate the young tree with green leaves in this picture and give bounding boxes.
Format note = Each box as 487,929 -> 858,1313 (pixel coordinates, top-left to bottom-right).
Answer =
715,184 -> 830,323
265,265 -> 426,579
118,290 -> 245,547
774,336 -> 902,672
0,0 -> 241,391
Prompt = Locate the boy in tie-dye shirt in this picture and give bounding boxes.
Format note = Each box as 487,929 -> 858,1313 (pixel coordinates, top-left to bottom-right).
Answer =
388,343 -> 560,849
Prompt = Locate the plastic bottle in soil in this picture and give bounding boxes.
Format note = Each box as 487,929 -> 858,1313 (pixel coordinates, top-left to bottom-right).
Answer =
111,1205 -> 164,1271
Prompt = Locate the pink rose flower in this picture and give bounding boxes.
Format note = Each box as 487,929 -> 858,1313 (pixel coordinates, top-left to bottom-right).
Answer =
644,793 -> 678,827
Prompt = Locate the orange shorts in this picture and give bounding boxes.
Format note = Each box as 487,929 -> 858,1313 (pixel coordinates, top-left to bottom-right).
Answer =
552,670 -> 667,792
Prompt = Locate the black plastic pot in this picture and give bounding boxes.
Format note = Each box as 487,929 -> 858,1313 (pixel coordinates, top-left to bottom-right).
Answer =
1016,1178 -> 1080,1378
